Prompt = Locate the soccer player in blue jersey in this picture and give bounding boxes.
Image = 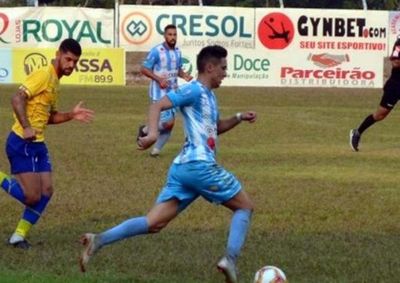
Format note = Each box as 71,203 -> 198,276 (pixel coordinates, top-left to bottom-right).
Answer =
138,24 -> 193,157
80,45 -> 256,283
0,38 -> 94,249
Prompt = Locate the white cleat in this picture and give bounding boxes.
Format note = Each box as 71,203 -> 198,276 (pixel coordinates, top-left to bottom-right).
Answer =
217,256 -> 238,283
79,233 -> 99,272
150,148 -> 161,157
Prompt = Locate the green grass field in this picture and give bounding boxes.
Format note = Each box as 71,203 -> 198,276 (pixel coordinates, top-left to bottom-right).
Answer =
1,84 -> 400,283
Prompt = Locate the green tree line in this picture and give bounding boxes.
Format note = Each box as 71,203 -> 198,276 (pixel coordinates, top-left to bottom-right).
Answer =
1,0 -> 399,9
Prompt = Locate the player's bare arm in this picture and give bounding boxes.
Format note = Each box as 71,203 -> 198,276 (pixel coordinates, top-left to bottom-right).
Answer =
178,68 -> 193,82
217,111 -> 257,135
138,96 -> 174,150
48,101 -> 94,124
11,88 -> 36,140
140,66 -> 169,89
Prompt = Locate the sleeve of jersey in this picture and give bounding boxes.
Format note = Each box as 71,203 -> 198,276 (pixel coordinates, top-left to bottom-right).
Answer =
390,38 -> 400,60
142,49 -> 157,69
167,84 -> 199,107
21,70 -> 49,98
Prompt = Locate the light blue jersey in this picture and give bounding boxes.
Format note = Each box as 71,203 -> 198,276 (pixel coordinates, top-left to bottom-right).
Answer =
167,80 -> 219,164
143,43 -> 183,101
157,80 -> 241,209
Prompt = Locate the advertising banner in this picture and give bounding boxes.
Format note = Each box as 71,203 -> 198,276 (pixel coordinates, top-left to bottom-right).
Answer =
12,48 -> 125,86
124,6 -> 388,88
254,8 -> 388,88
119,5 -> 256,52
0,48 -> 12,83
0,7 -> 114,48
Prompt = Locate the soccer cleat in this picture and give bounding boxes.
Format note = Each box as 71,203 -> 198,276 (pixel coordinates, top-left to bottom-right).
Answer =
150,148 -> 160,157
8,238 -> 31,250
136,125 -> 147,142
79,233 -> 100,272
349,129 -> 361,152
217,256 -> 237,283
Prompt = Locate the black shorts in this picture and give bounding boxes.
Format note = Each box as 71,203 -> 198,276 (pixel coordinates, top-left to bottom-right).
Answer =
381,78 -> 400,109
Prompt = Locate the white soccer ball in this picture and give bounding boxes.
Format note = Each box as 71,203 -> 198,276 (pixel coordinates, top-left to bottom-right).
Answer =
254,266 -> 287,283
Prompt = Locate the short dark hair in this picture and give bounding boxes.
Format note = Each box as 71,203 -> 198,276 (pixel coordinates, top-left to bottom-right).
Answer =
196,45 -> 227,73
164,24 -> 177,33
59,38 -> 82,57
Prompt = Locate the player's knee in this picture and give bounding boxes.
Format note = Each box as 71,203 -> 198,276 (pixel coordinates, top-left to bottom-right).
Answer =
24,191 -> 42,206
42,185 -> 54,197
162,120 -> 174,131
148,221 -> 168,233
244,200 -> 255,211
374,113 -> 388,121
374,109 -> 391,121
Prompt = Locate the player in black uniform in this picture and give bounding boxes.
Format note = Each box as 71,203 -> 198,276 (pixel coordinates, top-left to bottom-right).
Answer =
350,39 -> 400,151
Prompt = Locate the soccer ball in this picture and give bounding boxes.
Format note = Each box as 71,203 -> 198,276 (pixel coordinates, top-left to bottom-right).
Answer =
254,266 -> 287,283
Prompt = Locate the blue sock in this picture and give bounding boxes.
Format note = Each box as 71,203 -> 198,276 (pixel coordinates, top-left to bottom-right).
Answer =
153,130 -> 171,151
1,176 -> 26,204
22,195 -> 51,224
226,209 -> 252,263
98,216 -> 149,247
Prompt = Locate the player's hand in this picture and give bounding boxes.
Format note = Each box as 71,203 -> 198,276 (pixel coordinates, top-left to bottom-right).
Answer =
71,101 -> 95,123
241,111 -> 257,123
184,74 -> 193,82
137,134 -> 157,150
23,126 -> 37,141
158,79 -> 169,89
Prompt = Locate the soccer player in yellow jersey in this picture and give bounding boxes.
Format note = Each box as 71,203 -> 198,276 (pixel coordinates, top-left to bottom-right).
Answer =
0,38 -> 94,249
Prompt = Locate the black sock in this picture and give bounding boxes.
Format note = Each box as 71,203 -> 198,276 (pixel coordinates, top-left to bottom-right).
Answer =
358,114 -> 376,135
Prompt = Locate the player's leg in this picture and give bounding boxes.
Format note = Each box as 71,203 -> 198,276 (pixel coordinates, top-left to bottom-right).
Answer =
10,172 -> 53,248
150,110 -> 175,157
7,172 -> 43,249
8,141 -> 53,249
217,191 -> 253,283
187,162 -> 253,283
1,132 -> 37,205
79,163 -> 196,272
350,85 -> 396,151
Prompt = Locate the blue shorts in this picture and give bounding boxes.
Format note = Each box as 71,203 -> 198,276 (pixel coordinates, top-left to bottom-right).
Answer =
156,161 -> 242,211
5,131 -> 52,174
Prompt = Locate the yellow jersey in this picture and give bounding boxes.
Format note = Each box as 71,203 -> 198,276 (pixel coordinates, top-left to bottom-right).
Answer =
12,64 -> 59,142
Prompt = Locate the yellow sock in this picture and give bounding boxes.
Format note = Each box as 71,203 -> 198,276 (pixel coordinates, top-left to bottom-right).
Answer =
0,171 -> 9,183
15,219 -> 32,238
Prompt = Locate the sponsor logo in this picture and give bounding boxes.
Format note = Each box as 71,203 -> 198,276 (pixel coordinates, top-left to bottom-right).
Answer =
24,53 -> 48,75
390,12 -> 400,35
258,12 -> 294,50
298,15 -> 386,38
280,54 -> 375,87
121,12 -> 152,45
16,19 -> 111,44
0,13 -> 10,44
207,137 -> 216,150
308,53 -> 349,68
181,57 -> 193,75
74,58 -> 113,73
0,67 -> 9,79
234,54 -> 270,71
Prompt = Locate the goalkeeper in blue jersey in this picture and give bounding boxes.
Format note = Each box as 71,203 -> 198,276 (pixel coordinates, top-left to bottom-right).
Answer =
80,45 -> 256,283
350,38 -> 400,151
138,24 -> 192,157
